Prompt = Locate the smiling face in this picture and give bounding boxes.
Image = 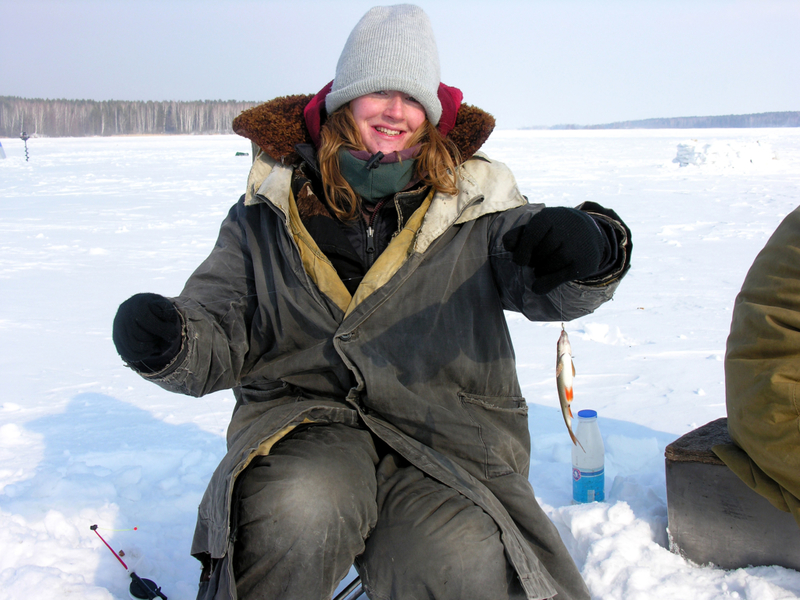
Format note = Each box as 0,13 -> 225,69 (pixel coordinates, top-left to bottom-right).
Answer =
350,90 -> 427,155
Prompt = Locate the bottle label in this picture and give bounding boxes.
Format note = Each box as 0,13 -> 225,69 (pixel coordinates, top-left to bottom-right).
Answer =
572,467 -> 604,503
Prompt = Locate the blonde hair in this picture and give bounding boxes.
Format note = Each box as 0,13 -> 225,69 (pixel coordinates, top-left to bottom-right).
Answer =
318,105 -> 460,221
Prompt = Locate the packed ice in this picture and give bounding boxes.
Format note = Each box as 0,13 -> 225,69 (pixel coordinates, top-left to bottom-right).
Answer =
1,128 -> 800,599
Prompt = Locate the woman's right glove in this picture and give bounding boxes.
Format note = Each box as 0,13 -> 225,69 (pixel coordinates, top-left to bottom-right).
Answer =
112,292 -> 182,372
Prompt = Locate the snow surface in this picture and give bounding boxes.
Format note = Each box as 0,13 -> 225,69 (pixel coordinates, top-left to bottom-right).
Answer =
1,129 -> 800,599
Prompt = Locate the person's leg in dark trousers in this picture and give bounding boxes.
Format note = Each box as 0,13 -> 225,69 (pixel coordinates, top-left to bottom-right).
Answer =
357,454 -> 527,600
231,424 -> 380,600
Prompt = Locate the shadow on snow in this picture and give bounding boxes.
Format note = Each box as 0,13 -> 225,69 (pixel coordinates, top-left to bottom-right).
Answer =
1,392 -> 227,599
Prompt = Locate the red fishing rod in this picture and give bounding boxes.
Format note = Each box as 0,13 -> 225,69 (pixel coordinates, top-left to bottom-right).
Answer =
90,525 -> 167,600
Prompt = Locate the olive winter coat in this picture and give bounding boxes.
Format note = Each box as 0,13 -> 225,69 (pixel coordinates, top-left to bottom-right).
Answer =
717,206 -> 800,527
137,94 -> 631,600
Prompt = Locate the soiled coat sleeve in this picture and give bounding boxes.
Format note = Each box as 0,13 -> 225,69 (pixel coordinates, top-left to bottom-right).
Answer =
487,201 -> 631,322
141,197 -> 260,396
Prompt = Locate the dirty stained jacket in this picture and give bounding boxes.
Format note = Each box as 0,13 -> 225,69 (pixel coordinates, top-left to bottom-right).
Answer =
716,206 -> 800,527
137,94 -> 631,600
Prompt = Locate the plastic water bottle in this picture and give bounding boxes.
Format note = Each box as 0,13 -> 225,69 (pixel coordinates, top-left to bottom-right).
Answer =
572,409 -> 605,503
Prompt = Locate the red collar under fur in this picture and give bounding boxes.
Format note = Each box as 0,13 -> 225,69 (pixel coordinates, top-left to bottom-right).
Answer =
232,83 -> 496,166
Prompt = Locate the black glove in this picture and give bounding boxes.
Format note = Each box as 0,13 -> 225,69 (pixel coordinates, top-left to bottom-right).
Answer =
112,293 -> 182,371
503,207 -> 607,294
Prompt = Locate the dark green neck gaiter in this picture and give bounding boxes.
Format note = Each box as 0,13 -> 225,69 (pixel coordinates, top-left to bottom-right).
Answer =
338,150 -> 417,204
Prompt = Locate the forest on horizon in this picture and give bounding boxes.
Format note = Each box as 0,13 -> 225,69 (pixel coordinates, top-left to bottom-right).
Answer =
0,97 -> 259,137
1,96 -> 798,137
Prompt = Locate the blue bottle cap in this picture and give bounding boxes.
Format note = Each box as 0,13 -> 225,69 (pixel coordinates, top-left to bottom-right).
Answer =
577,409 -> 597,418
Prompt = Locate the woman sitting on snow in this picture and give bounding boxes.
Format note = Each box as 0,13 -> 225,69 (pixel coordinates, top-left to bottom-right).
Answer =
112,5 -> 631,599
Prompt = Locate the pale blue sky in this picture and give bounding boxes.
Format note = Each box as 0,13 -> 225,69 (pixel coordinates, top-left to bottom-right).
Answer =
1,0 -> 798,128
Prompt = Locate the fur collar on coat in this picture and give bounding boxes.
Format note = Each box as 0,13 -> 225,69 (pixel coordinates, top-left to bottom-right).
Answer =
232,82 -> 496,166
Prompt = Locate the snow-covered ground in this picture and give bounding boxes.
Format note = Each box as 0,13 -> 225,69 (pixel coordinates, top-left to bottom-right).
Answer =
1,129 -> 799,599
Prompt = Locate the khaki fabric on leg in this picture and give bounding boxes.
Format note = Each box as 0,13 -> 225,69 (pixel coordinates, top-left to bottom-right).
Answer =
232,424 -> 379,600
357,454 -> 527,600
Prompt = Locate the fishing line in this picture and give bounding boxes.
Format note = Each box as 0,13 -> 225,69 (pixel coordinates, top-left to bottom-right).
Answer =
558,286 -> 566,329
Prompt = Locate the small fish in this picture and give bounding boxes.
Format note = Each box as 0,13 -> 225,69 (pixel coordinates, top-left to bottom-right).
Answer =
556,326 -> 584,451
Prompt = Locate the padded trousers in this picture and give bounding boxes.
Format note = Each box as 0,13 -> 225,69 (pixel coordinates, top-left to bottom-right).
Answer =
231,423 -> 528,600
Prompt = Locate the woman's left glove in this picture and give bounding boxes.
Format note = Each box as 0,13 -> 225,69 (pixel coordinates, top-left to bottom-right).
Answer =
112,293 -> 182,372
502,207 -> 607,294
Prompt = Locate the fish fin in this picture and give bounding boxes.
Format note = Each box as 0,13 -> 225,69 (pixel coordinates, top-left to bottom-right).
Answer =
556,363 -> 563,378
565,387 -> 573,402
572,363 -> 576,377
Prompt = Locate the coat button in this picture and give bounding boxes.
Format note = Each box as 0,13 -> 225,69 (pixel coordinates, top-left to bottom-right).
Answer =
340,333 -> 352,341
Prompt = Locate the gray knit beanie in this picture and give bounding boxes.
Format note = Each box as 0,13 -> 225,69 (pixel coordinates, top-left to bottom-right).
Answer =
326,4 -> 442,126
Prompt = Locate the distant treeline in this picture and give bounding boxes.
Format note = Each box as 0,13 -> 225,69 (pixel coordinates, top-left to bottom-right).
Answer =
0,97 -> 261,137
4,98 -> 798,136
549,111 -> 800,130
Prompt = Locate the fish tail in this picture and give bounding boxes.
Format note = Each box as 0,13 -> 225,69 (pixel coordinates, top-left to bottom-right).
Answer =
569,427 -> 585,452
